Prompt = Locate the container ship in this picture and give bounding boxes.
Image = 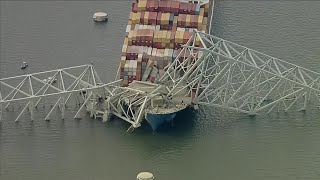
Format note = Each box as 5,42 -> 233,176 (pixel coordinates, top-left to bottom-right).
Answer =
115,0 -> 212,130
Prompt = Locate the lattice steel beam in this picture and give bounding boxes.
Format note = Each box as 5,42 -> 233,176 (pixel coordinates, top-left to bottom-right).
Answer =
160,30 -> 320,114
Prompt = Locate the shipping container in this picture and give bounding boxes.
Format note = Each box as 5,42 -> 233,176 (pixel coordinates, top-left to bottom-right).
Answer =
146,0 -> 159,12
120,0 -> 211,86
138,0 -> 147,11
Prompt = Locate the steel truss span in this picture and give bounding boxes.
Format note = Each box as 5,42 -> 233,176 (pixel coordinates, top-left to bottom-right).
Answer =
0,64 -> 152,130
1,31 -> 320,129
160,30 -> 320,115
0,64 -> 120,122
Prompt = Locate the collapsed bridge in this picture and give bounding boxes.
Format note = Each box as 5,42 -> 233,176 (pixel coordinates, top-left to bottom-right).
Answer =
1,31 -> 320,131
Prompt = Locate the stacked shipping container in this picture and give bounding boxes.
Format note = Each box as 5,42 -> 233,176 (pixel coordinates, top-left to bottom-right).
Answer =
119,0 -> 210,86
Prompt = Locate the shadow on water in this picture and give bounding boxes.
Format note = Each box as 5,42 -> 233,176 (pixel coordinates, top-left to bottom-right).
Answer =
105,107 -> 197,136
93,21 -> 109,29
136,107 -> 197,135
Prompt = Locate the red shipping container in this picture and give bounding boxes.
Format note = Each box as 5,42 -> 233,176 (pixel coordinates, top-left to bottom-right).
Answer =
171,1 -> 180,15
153,0 -> 159,11
179,2 -> 188,14
170,31 -> 175,43
146,0 -> 157,12
171,26 -> 177,31
139,30 -> 145,41
148,12 -> 157,25
190,4 -> 196,15
132,3 -> 138,13
140,12 -> 145,24
154,42 -> 161,49
175,44 -> 181,50
181,14 -> 186,27
191,15 -> 198,28
177,14 -> 183,27
160,24 -> 168,30
146,0 -> 152,11
156,12 -> 162,25
183,32 -> 192,44
165,1 -> 171,13
158,1 -> 166,12
204,11 -> 208,17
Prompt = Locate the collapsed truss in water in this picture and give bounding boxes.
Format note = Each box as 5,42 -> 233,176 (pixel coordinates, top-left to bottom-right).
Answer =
161,30 -> 320,115
1,31 -> 320,130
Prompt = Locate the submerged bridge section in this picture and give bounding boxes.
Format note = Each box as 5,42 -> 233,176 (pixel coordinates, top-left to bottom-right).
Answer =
160,30 -> 320,115
0,64 -> 116,122
1,31 -> 320,130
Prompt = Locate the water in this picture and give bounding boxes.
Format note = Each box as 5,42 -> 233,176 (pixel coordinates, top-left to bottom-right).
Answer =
1,1 -> 320,179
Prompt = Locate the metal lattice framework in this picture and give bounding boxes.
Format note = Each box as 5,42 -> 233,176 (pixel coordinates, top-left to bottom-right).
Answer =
160,30 -> 320,115
1,31 -> 320,130
0,64 -> 156,130
0,64 -> 121,122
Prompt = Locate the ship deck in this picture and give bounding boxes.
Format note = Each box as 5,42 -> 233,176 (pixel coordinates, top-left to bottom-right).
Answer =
128,80 -> 192,114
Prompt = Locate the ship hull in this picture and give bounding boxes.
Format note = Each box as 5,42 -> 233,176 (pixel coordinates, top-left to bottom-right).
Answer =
145,104 -> 190,130
145,112 -> 177,130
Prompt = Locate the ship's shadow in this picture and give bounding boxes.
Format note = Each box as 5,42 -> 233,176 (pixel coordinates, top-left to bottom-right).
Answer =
138,107 -> 197,134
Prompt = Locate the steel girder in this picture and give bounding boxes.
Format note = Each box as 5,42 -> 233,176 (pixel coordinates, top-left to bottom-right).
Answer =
160,30 -> 320,115
0,64 -> 120,122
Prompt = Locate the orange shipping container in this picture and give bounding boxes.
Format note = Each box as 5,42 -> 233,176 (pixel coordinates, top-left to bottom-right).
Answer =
202,25 -> 207,32
173,15 -> 178,25
161,31 -> 167,43
154,31 -> 158,42
140,12 -> 145,24
200,8 -> 204,17
144,11 -> 149,24
128,31 -> 133,42
161,42 -> 166,49
198,15 -> 203,24
132,31 -> 137,41
203,17 -> 208,25
129,12 -> 133,20
170,31 -> 175,43
166,31 -> 171,43
138,0 -> 147,11
136,12 -> 141,24
123,37 -> 128,46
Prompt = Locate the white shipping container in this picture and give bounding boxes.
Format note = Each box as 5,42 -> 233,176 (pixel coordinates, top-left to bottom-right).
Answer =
152,48 -> 157,56
164,48 -> 169,57
122,45 -> 127,52
135,24 -> 139,30
151,25 -> 156,30
148,47 -> 152,55
126,25 -> 131,33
